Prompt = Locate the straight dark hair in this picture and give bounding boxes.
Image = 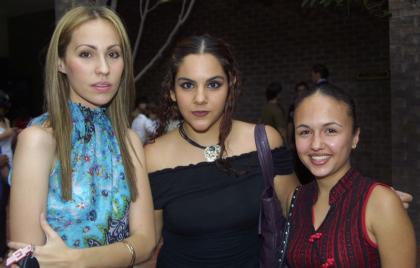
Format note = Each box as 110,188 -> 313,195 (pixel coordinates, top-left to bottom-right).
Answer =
294,83 -> 359,133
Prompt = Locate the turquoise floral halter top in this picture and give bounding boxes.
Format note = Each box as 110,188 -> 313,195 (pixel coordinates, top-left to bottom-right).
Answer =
29,102 -> 130,248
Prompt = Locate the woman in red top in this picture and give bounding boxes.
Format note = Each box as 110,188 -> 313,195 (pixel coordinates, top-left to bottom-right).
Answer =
286,84 -> 416,267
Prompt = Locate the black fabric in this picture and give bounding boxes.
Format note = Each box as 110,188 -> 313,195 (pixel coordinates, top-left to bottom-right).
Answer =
292,150 -> 314,185
150,148 -> 293,268
0,180 -> 9,257
18,256 -> 40,268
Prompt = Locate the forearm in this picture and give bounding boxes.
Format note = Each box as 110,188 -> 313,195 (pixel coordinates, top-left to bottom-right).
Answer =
0,129 -> 13,140
76,233 -> 155,268
9,173 -> 48,244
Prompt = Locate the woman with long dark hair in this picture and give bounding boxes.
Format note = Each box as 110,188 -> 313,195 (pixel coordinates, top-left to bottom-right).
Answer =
144,35 -> 298,267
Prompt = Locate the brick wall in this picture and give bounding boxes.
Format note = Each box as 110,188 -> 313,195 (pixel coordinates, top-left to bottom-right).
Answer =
389,0 -> 420,244
118,0 -> 391,182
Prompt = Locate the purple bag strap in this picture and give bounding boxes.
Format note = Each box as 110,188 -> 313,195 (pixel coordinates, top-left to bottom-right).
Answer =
255,124 -> 275,235
254,124 -> 274,188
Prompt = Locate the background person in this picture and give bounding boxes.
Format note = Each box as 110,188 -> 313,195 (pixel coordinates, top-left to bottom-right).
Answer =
311,63 -> 329,86
260,81 -> 287,139
131,97 -> 157,144
0,91 -> 19,179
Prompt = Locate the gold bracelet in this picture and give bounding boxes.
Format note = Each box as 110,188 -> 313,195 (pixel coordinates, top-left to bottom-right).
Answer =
121,240 -> 136,267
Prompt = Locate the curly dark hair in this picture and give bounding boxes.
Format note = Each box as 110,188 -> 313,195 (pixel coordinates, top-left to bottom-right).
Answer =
153,34 -> 241,172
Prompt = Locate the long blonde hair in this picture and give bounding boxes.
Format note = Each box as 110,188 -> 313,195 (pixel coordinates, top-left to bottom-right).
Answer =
44,6 -> 137,201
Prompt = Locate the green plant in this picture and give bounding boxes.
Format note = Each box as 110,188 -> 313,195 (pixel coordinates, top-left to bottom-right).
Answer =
301,0 -> 390,17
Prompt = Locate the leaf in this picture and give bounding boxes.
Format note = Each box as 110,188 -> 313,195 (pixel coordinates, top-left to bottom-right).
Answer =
363,0 -> 369,7
302,0 -> 311,7
310,0 -> 319,7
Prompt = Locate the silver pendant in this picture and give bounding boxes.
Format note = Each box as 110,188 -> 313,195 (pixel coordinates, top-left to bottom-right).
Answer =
203,145 -> 221,162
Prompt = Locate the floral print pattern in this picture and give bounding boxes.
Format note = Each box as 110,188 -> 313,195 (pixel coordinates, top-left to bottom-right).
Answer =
29,102 -> 130,248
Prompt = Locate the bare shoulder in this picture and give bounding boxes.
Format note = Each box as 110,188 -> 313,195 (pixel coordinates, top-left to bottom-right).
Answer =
366,184 -> 408,228
228,121 -> 284,152
126,129 -> 147,166
17,125 -> 55,151
127,129 -> 144,150
12,125 -> 57,186
231,120 -> 255,138
144,130 -> 177,156
263,124 -> 284,149
368,185 -> 404,213
365,184 -> 416,266
144,129 -> 179,172
228,121 -> 256,152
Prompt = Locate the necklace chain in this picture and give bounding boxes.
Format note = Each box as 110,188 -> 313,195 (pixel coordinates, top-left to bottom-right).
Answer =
178,124 -> 221,162
178,124 -> 207,149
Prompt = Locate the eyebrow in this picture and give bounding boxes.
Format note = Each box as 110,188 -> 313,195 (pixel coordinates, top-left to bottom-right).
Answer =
176,76 -> 225,82
295,124 -> 310,129
323,122 -> 343,128
295,122 -> 343,129
74,44 -> 121,50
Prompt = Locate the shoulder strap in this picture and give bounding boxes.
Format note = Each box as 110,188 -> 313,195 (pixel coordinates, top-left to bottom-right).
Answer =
277,186 -> 299,267
254,124 -> 274,188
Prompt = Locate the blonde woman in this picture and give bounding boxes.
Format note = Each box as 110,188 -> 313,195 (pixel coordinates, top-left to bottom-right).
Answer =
8,6 -> 155,267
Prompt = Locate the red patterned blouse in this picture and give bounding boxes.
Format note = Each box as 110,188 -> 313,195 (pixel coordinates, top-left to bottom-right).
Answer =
286,169 -> 382,267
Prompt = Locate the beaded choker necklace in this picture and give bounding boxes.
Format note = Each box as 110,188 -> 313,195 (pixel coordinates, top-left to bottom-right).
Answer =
178,124 -> 221,162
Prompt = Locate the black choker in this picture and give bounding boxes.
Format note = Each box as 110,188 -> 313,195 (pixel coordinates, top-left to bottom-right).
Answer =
178,124 -> 221,162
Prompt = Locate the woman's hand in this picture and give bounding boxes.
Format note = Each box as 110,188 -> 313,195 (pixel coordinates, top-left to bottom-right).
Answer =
392,188 -> 413,209
8,213 -> 80,268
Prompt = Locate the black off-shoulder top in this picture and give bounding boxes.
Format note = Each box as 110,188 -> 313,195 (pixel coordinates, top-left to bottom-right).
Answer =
150,147 -> 293,268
